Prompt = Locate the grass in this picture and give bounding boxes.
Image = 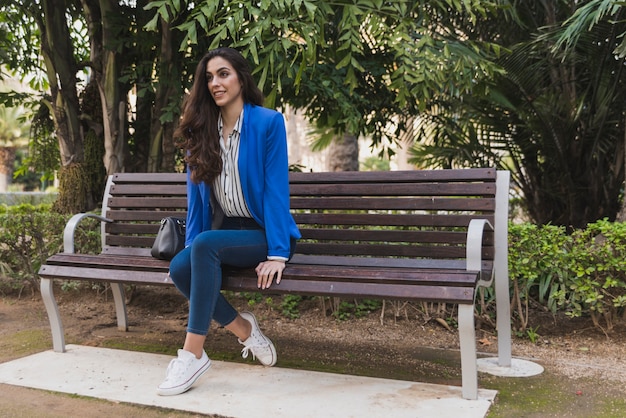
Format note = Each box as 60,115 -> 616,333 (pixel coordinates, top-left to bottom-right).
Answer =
483,372 -> 626,417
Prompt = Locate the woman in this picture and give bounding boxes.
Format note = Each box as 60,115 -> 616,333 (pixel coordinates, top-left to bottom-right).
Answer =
157,47 -> 301,396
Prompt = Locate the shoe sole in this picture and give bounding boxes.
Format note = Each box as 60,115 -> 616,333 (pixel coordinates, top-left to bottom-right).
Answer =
242,311 -> 277,366
156,358 -> 211,396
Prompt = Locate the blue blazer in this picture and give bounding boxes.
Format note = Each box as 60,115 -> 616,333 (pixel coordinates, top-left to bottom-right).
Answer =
185,103 -> 301,259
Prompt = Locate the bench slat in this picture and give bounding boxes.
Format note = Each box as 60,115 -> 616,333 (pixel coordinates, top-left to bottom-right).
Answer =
109,184 -> 188,196
39,265 -> 171,285
295,242 -> 494,259
223,275 -> 476,303
107,197 -> 187,209
274,265 -> 478,286
106,224 -> 162,235
290,182 -> 495,197
112,172 -> 186,183
288,168 -> 497,183
292,213 -> 495,228
109,169 -> 497,185
298,228 -> 483,245
103,247 -> 153,257
290,254 -> 494,271
290,197 -> 495,211
104,210 -> 187,222
105,236 -> 160,248
44,254 -> 170,270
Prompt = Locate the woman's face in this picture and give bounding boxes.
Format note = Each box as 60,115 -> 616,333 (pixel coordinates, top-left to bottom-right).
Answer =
205,56 -> 243,110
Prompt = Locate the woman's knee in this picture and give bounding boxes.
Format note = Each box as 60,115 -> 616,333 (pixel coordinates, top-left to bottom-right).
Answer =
191,231 -> 223,256
168,247 -> 191,287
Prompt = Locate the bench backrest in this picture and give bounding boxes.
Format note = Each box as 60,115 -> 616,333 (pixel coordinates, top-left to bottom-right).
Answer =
101,169 -> 508,268
101,173 -> 187,256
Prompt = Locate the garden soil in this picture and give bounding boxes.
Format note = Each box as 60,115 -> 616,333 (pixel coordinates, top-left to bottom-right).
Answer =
1,285 -> 625,417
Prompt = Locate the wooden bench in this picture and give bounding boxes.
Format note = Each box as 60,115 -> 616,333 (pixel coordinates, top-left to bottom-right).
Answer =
39,168 -> 512,400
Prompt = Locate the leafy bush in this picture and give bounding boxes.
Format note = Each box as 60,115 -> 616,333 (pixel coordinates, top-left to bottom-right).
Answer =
0,204 -> 65,295
0,204 -> 101,296
555,219 -> 626,332
509,219 -> 626,333
508,223 -> 572,329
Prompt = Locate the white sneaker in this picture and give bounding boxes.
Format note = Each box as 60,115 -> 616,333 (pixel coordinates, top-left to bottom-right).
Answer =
157,349 -> 211,396
239,311 -> 277,366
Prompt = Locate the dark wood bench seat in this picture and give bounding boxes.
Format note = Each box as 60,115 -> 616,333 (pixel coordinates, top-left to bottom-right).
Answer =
39,168 -> 513,400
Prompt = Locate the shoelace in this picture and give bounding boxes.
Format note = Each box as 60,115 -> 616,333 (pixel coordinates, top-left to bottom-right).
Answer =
240,334 -> 269,360
163,357 -> 190,381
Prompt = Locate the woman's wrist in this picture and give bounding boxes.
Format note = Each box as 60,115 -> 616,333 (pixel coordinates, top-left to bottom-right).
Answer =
267,256 -> 287,262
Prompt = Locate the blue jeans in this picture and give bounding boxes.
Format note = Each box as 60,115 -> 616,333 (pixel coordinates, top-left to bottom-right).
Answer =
168,217 -> 294,336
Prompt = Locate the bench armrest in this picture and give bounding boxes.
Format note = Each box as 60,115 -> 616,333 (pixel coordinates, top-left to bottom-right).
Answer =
466,218 -> 494,287
63,213 -> 112,254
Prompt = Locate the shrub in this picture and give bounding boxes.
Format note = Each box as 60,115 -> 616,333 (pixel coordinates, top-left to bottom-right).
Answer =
0,204 -> 65,296
0,204 -> 101,296
509,219 -> 626,333
508,223 -> 572,330
557,219 -> 626,332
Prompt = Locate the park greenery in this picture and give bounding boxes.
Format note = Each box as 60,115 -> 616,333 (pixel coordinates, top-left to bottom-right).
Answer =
1,204 -> 625,336
0,1 -> 624,228
0,2 -> 625,335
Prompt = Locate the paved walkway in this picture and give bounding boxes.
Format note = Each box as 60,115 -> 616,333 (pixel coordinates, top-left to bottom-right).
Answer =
0,345 -> 497,417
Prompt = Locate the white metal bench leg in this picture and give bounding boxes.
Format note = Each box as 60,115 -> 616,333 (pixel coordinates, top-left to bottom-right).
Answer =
110,283 -> 128,331
458,304 -> 478,400
495,170 -> 512,367
495,270 -> 512,367
40,278 -> 66,353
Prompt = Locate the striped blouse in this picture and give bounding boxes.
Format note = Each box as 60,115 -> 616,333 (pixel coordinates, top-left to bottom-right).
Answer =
213,109 -> 253,218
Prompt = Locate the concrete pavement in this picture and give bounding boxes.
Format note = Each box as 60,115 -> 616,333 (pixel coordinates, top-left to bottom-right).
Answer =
0,345 -> 497,417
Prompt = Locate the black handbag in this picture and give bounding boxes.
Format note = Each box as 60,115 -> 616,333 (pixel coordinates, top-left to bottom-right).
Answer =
151,217 -> 186,260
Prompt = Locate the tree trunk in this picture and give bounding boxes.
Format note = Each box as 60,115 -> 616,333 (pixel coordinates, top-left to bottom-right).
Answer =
149,17 -> 181,173
40,0 -> 89,213
41,0 -> 84,168
0,147 -> 16,192
95,0 -> 126,175
328,133 -> 359,172
617,117 -> 626,222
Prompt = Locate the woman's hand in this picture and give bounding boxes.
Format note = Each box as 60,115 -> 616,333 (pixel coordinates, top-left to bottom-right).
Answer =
255,260 -> 286,289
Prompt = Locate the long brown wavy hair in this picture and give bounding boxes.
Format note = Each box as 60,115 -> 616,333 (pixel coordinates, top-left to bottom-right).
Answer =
175,48 -> 264,184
